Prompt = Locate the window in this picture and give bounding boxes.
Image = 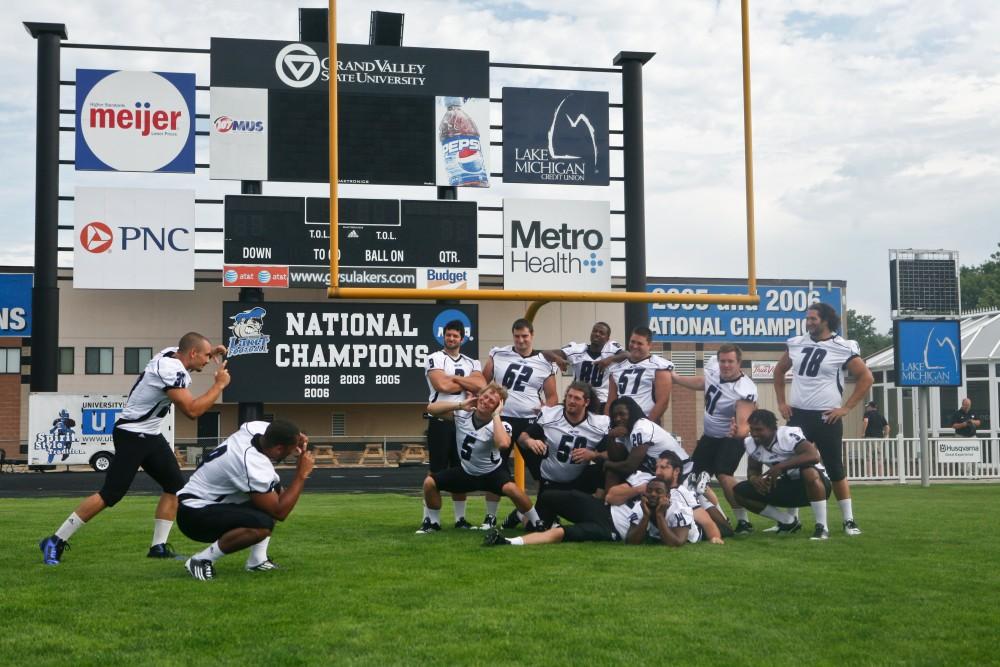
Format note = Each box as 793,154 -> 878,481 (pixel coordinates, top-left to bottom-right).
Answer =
939,386 -> 958,428
331,413 -> 346,436
967,364 -> 989,379
124,347 -> 153,375
873,371 -> 884,383
0,348 -> 20,374
58,347 -> 74,375
85,347 -> 113,374
966,382 -> 990,431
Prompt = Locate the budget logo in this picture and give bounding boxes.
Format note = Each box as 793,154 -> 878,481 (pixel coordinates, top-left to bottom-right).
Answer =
228,306 -> 271,357
80,221 -> 114,253
76,69 -> 196,173
275,43 -> 323,88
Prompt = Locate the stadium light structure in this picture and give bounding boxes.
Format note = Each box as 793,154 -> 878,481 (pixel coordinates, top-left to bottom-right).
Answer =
326,0 -> 762,310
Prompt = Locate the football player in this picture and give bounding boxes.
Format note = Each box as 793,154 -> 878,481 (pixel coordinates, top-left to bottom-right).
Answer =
543,322 -> 627,413
605,326 -> 673,423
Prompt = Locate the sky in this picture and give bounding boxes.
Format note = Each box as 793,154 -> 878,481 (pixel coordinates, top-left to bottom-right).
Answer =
3,0 -> 999,331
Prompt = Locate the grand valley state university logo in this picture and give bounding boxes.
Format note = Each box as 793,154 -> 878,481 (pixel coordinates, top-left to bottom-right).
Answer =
502,87 -> 609,186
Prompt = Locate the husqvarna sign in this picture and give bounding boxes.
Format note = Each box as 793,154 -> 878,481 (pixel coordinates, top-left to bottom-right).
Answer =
75,69 -> 196,173
73,187 -> 195,290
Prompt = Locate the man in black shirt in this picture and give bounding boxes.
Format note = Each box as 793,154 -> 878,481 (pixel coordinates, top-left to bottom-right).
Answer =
949,398 -> 981,437
862,402 -> 890,438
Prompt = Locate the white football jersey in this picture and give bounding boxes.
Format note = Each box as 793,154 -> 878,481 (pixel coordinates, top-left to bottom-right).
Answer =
425,350 -> 482,403
645,486 -> 702,544
530,406 -> 610,483
785,334 -> 861,411
116,347 -> 190,435
702,357 -> 758,438
489,346 -> 556,419
609,497 -> 642,540
626,418 -> 690,477
561,340 -> 624,403
743,425 -> 827,479
178,421 -> 280,509
454,410 -> 509,475
608,355 -> 674,416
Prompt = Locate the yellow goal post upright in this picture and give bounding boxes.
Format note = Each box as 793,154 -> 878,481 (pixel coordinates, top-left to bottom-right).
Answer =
325,1 -> 761,486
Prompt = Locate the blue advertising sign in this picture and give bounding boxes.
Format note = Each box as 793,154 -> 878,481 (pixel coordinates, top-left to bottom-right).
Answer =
75,69 -> 196,173
893,319 -> 962,387
502,87 -> 609,185
0,273 -> 32,337
647,283 -> 843,343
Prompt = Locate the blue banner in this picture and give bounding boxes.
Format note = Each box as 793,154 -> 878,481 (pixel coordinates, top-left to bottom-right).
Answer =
893,319 -> 962,387
0,273 -> 32,337
647,283 -> 843,343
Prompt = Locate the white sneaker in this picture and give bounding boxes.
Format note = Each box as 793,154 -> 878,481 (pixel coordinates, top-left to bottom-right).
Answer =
843,519 -> 862,536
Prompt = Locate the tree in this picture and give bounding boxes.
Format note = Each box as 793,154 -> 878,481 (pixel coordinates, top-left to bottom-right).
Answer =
845,309 -> 892,358
961,243 -> 1000,311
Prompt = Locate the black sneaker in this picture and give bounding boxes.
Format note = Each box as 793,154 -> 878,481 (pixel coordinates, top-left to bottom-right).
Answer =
147,542 -> 179,559
501,509 -> 522,530
525,520 -> 547,533
482,528 -> 510,547
478,514 -> 497,531
775,518 -> 802,535
843,519 -> 862,536
184,557 -> 215,581
454,517 -> 474,530
810,523 -> 830,540
415,518 -> 442,534
39,535 -> 68,565
734,520 -> 754,536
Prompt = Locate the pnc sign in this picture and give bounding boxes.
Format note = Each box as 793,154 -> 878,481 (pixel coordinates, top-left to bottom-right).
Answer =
75,69 -> 196,173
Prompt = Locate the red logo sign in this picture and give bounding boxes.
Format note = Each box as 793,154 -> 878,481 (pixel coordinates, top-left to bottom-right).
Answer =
80,221 -> 114,253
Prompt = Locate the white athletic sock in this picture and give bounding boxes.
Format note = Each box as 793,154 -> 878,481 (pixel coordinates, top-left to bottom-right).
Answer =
426,506 -> 441,524
151,519 -> 173,546
55,512 -> 85,542
522,507 -> 541,525
453,500 -> 467,521
810,501 -> 828,530
422,504 -> 431,521
789,507 -> 800,519
485,499 -> 500,517
246,536 -> 270,566
838,498 -> 854,522
509,537 -> 525,546
761,505 -> 794,524
734,508 -> 749,522
193,541 -> 225,563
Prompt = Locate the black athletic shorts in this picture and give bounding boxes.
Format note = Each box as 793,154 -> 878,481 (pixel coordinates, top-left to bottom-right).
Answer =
691,434 -> 746,477
535,489 -> 620,542
177,500 -> 275,543
98,427 -> 185,507
733,468 -> 831,507
431,465 -> 513,496
789,408 -> 846,482
426,417 -> 459,473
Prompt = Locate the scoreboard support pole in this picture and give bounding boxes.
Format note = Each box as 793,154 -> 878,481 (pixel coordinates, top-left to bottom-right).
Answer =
328,0 -> 339,290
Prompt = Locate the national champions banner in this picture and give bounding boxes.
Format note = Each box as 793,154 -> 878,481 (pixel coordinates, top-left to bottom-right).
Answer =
647,282 -> 844,343
222,302 -> 478,403
0,273 -> 32,337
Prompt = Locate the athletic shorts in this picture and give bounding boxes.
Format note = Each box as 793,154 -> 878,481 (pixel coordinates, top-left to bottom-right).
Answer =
431,465 -> 513,496
98,427 -> 185,507
535,489 -> 620,543
177,500 -> 275,543
733,468 -> 831,507
789,408 -> 846,482
498,416 -> 534,463
426,417 -> 459,473
691,434 -> 745,477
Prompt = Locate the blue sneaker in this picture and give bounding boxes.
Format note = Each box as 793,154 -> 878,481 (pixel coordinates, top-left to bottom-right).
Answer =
147,543 -> 180,559
39,535 -> 68,565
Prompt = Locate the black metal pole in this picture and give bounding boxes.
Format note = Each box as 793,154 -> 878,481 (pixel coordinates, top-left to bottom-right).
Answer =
25,22 -> 67,393
614,51 -> 654,335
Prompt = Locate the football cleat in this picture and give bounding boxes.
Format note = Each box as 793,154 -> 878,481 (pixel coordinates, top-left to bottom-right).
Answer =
39,535 -> 68,565
185,557 -> 215,581
525,520 -> 547,533
415,518 -> 442,534
775,518 -> 802,535
246,559 -> 280,572
454,517 -> 474,530
501,509 -> 522,530
810,523 -> 830,540
686,471 -> 711,496
147,542 -> 179,559
478,514 -> 498,531
481,528 -> 510,547
734,520 -> 754,536
843,519 -> 863,536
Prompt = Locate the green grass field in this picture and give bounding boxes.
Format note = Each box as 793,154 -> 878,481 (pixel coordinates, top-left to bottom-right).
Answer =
2,485 -> 998,666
